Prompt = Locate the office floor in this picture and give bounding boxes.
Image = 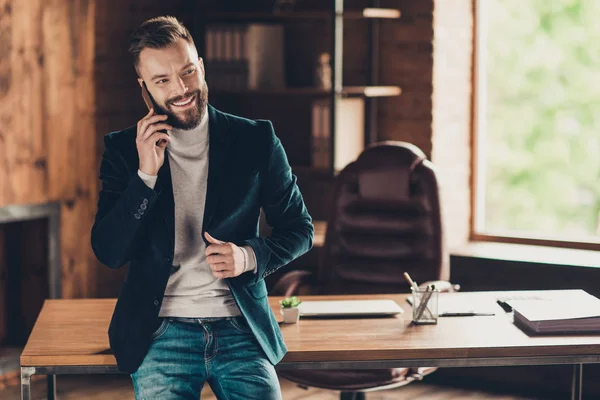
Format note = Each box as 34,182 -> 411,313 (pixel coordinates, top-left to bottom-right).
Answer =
0,374 -> 544,400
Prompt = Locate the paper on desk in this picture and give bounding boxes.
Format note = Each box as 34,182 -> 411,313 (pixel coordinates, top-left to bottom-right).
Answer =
508,290 -> 600,322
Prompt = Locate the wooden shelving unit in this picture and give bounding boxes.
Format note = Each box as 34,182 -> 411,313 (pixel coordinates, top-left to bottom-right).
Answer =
205,8 -> 401,21
211,85 -> 401,98
197,1 -> 403,223
197,3 -> 403,177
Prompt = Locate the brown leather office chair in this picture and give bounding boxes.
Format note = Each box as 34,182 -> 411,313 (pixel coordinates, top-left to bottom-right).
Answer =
271,141 -> 457,400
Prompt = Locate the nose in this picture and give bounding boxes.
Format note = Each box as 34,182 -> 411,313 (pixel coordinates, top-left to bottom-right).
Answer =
172,76 -> 188,96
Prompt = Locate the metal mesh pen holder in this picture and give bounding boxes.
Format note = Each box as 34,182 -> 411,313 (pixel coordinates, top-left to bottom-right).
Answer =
411,287 -> 439,325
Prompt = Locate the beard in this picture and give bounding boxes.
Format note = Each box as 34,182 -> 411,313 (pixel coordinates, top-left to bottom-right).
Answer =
153,80 -> 209,130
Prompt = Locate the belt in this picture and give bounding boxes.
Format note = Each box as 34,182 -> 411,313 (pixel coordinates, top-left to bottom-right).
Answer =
167,316 -> 240,324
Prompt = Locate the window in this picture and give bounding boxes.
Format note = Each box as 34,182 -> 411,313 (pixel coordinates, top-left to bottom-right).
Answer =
473,0 -> 600,249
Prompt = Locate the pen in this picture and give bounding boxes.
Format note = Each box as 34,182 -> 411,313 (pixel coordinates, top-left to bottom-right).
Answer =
403,272 -> 419,292
439,312 -> 495,317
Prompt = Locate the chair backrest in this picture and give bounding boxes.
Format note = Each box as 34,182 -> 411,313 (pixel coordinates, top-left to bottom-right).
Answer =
315,141 -> 448,295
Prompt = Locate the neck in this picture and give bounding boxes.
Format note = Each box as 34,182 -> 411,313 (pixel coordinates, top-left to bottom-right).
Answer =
167,108 -> 209,151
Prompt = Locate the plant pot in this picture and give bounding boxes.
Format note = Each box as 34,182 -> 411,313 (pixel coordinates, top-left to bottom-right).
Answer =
280,307 -> 300,323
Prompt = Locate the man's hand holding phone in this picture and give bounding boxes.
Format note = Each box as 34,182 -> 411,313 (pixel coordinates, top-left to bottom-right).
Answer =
136,108 -> 172,176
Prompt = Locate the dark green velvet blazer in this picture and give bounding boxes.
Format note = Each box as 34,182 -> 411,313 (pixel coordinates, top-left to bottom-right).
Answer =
91,104 -> 314,374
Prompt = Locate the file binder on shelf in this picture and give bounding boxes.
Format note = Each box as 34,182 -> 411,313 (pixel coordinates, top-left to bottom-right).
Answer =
310,98 -> 364,172
204,24 -> 285,90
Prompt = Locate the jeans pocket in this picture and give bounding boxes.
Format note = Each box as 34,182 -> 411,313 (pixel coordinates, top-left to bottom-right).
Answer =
228,316 -> 252,333
151,318 -> 170,340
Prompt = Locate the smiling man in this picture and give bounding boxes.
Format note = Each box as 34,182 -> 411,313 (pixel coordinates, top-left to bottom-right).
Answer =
90,16 -> 314,399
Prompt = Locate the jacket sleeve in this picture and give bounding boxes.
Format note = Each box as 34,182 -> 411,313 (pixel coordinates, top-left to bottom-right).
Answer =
243,121 -> 314,286
90,135 -> 161,269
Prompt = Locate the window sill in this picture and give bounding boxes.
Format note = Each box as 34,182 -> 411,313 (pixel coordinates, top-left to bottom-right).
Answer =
450,241 -> 600,269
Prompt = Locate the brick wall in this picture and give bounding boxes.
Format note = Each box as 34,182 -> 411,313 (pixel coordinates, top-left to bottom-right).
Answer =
379,0 -> 434,155
378,0 -> 472,251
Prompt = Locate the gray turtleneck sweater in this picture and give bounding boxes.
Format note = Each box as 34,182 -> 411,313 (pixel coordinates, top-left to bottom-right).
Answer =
137,110 -> 257,318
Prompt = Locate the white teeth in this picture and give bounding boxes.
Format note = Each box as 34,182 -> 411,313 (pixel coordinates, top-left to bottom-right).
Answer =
173,96 -> 193,106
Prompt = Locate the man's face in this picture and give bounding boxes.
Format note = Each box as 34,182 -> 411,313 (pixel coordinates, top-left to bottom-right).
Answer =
137,38 -> 208,130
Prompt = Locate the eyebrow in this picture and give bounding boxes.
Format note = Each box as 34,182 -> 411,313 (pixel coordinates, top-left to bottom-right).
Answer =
150,62 -> 196,82
181,62 -> 195,71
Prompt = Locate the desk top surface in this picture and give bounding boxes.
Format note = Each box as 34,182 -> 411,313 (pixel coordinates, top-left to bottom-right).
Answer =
20,290 -> 600,367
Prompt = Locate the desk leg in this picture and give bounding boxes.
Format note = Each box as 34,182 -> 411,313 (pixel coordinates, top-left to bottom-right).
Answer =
48,374 -> 57,400
21,367 -> 35,400
572,364 -> 582,400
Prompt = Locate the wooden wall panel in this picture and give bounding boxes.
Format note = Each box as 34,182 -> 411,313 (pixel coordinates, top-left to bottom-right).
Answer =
0,0 -> 97,298
0,0 -> 47,205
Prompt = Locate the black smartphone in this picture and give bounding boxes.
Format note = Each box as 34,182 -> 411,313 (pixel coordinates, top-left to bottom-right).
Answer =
141,82 -> 169,145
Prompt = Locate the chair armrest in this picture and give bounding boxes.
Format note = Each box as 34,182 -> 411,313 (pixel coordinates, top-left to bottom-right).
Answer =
419,280 -> 460,293
270,270 -> 315,297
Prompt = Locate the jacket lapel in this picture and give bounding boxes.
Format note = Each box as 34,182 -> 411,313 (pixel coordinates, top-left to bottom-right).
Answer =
202,105 -> 233,240
156,151 -> 175,250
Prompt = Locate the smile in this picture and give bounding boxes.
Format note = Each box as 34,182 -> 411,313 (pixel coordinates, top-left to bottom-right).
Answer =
171,95 -> 195,108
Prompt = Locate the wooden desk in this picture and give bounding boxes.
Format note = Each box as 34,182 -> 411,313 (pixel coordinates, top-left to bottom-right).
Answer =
21,291 -> 600,400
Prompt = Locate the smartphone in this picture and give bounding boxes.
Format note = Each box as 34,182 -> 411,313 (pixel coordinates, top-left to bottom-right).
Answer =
141,82 -> 169,145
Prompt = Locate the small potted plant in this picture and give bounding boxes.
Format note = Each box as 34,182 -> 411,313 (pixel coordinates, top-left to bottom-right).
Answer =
279,296 -> 302,323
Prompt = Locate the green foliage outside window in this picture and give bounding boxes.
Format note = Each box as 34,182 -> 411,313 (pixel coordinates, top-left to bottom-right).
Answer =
480,0 -> 600,239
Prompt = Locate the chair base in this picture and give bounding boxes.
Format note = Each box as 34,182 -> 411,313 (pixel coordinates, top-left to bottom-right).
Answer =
340,392 -> 366,400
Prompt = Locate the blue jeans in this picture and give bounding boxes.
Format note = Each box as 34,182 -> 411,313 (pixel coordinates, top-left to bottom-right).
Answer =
131,316 -> 282,400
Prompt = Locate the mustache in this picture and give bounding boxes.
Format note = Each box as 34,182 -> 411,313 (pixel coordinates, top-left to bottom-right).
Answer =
166,90 -> 200,106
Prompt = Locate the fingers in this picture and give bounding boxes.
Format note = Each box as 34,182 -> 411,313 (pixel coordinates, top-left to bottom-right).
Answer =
138,112 -> 170,139
144,107 -> 154,119
207,254 -> 228,265
204,236 -> 234,279
149,132 -> 171,148
141,120 -> 172,142
144,127 -> 171,142
140,111 -> 166,127
137,108 -> 156,136
209,261 -> 232,276
205,243 -> 232,256
212,270 -> 233,279
204,232 -> 225,244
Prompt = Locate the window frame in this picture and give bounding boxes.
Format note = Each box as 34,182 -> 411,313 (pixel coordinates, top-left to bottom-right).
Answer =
469,0 -> 600,252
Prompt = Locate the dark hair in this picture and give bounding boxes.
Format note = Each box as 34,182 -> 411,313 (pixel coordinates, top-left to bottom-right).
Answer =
129,16 -> 195,75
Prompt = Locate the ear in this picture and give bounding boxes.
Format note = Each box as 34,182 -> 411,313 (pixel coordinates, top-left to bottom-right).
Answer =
198,57 -> 205,79
137,78 -> 144,88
